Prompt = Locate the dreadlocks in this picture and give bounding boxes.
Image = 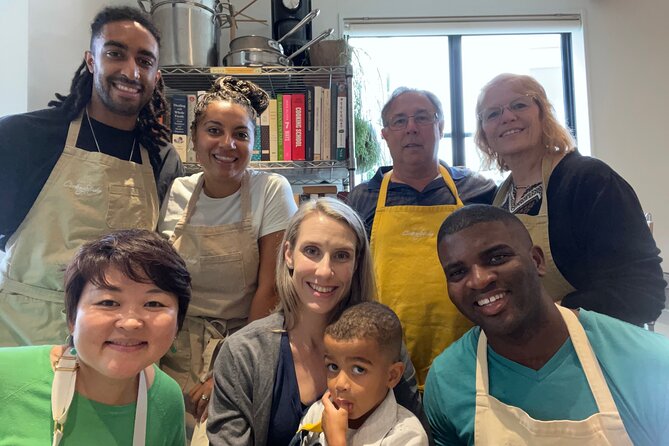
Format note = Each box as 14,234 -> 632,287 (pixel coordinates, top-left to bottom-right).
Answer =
47,6 -> 170,154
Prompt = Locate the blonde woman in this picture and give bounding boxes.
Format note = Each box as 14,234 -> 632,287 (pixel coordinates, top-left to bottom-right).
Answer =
474,73 -> 665,325
207,198 -> 426,446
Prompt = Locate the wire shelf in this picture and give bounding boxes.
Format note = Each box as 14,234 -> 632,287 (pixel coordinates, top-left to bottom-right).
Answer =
161,65 -> 352,95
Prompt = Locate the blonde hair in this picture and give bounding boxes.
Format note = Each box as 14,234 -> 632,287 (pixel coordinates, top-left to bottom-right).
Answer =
275,197 -> 376,330
474,73 -> 576,171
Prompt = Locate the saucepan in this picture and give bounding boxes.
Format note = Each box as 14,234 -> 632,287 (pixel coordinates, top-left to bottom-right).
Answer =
227,9 -> 320,55
223,28 -> 334,67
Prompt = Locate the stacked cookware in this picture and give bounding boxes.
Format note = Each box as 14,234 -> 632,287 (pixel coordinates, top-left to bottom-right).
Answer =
137,1 -> 332,67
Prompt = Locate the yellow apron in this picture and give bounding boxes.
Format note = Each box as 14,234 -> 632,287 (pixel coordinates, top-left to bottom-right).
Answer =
493,156 -> 576,301
474,305 -> 633,445
160,172 -> 259,444
370,166 -> 472,388
0,114 -> 158,346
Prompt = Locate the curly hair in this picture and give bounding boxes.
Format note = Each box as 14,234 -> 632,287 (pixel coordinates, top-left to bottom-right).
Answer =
325,302 -> 403,362
473,73 -> 576,171
190,76 -> 270,135
48,6 -> 170,155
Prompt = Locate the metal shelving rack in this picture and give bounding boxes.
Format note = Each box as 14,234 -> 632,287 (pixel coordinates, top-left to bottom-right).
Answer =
162,65 -> 356,189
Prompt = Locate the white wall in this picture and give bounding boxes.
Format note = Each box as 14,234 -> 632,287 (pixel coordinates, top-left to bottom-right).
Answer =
0,0 -> 29,116
26,0 -> 132,110
3,0 -> 668,269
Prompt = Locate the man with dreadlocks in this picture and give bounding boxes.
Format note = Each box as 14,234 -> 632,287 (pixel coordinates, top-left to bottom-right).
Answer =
0,6 -> 184,346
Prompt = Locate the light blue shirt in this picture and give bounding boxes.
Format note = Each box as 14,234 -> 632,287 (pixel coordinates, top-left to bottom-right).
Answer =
424,309 -> 669,446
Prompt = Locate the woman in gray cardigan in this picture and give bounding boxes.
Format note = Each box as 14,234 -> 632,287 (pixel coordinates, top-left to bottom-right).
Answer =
207,197 -> 427,445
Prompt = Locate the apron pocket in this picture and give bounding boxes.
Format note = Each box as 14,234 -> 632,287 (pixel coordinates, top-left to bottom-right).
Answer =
106,184 -> 150,229
198,252 -> 248,294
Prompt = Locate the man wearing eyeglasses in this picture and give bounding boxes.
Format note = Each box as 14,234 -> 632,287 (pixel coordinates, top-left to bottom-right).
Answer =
348,87 -> 495,388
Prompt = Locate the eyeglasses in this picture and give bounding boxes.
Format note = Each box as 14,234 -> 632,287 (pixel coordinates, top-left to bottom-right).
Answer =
386,112 -> 439,131
478,95 -> 537,124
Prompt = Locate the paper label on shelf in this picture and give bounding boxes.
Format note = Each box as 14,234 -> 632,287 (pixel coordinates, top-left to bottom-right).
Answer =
209,67 -> 262,75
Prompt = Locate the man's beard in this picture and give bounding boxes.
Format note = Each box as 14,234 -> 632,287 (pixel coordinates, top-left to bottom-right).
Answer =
94,75 -> 149,117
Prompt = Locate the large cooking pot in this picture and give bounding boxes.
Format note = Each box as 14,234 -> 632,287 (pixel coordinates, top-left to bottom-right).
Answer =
228,9 -> 320,55
138,0 -> 220,66
223,28 -> 333,67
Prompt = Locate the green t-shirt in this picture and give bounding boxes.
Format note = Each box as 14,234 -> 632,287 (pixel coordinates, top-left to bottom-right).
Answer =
0,345 -> 186,445
424,309 -> 669,446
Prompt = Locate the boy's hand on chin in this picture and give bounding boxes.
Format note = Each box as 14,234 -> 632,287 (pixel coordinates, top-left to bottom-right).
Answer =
321,390 -> 348,446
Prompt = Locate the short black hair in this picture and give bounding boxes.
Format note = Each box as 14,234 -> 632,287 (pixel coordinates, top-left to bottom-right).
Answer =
64,229 -> 191,331
48,6 -> 170,155
325,302 -> 403,362
90,6 -> 161,47
437,204 -> 531,247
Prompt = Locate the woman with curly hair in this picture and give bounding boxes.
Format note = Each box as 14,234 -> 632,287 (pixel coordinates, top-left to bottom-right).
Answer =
474,73 -> 665,326
158,77 -> 297,439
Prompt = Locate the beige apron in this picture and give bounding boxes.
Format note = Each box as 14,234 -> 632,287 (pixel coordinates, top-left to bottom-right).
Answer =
474,305 -> 633,445
493,157 -> 576,301
161,172 -> 259,445
161,171 -> 258,387
0,115 -> 158,346
370,166 -> 472,388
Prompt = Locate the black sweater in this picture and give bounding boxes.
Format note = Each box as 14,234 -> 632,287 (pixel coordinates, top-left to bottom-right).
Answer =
512,151 -> 666,325
0,107 -> 184,251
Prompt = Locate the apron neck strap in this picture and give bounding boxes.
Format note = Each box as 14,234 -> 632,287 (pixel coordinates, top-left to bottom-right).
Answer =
476,304 -> 619,413
170,170 -> 251,243
65,113 -> 84,148
51,352 -> 148,446
376,165 -> 463,210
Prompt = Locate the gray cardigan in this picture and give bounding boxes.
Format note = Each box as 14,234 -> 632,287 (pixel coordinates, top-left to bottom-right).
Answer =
207,312 -> 430,446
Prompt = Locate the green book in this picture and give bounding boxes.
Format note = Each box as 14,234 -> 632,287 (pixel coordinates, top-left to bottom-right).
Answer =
277,94 -> 284,161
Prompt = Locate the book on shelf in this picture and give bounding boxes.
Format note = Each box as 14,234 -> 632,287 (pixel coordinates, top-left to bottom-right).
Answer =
282,94 -> 293,161
252,116 -> 261,161
292,93 -> 306,160
277,94 -> 284,161
321,87 -> 331,161
170,94 -> 188,162
330,86 -> 338,160
312,86 -> 322,161
268,98 -> 279,161
335,82 -> 348,161
186,93 -> 197,163
304,87 -> 315,161
260,108 -> 270,161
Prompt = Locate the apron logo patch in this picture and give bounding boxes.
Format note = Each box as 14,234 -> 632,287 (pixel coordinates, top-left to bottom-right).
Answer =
401,230 -> 434,239
64,180 -> 102,196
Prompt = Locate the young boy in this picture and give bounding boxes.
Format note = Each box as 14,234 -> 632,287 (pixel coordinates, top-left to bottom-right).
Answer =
291,302 -> 429,446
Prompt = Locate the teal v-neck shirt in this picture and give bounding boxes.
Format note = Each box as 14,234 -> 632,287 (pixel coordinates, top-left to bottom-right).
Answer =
424,309 -> 669,446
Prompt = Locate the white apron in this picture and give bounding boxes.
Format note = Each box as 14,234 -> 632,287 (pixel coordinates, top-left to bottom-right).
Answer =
473,305 -> 633,445
160,172 -> 259,444
0,114 -> 158,346
493,156 -> 576,301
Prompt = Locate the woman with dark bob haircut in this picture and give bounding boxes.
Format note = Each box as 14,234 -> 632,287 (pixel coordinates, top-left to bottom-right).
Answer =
0,229 -> 191,445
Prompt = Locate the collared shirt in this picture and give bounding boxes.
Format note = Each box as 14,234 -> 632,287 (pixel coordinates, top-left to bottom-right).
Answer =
347,162 -> 496,236
293,390 -> 429,446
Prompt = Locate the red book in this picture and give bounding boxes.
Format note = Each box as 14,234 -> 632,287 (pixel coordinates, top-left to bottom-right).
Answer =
282,94 -> 293,160
292,93 -> 306,160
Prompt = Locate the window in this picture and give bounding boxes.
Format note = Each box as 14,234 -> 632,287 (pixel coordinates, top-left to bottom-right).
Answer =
345,14 -> 588,181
